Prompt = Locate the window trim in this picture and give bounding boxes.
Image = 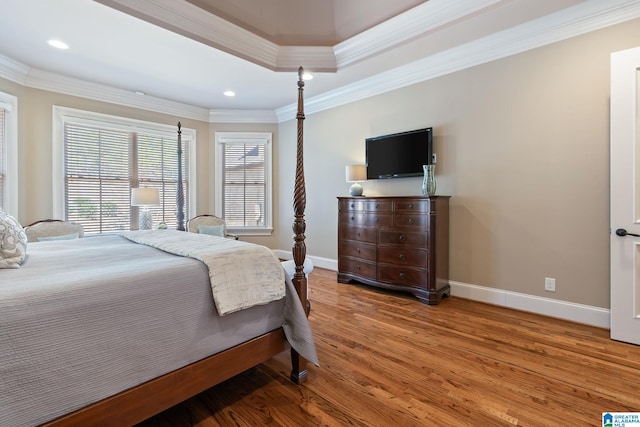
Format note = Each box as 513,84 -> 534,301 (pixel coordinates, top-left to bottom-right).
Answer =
214,131 -> 273,236
0,92 -> 18,216
52,106 -> 197,222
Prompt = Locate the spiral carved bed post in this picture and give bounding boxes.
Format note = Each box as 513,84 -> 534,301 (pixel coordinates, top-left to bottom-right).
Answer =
290,66 -> 308,384
176,122 -> 185,231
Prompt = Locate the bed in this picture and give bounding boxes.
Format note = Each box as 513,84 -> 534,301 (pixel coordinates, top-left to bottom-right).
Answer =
0,68 -> 313,427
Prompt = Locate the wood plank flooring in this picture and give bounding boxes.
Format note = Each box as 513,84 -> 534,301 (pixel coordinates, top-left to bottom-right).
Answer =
137,268 -> 640,426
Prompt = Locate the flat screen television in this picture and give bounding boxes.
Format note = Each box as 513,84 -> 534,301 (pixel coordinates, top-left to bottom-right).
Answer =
365,127 -> 432,179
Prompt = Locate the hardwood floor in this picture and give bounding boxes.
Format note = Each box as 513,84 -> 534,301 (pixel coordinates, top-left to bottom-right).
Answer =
138,268 -> 640,426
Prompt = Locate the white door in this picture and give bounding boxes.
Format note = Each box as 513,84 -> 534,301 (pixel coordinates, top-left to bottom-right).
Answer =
611,46 -> 640,345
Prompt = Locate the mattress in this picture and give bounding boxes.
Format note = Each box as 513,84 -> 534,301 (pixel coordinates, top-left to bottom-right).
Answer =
0,234 -> 311,427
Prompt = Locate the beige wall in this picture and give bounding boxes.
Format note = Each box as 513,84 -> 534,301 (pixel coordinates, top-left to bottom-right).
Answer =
277,18 -> 640,309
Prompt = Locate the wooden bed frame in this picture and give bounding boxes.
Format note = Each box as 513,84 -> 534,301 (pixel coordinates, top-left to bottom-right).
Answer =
42,68 -> 310,427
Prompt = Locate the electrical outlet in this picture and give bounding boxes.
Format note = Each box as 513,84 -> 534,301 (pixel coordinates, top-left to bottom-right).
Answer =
545,277 -> 556,292
432,153 -> 437,164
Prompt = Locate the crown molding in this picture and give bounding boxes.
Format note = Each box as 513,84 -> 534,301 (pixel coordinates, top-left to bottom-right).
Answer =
0,55 -> 29,85
276,0 -> 640,122
334,0 -> 506,68
276,46 -> 336,73
209,109 -> 277,123
25,68 -> 210,121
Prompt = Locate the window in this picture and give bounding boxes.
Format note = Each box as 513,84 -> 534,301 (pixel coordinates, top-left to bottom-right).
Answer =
215,132 -> 273,235
0,92 -> 18,215
53,107 -> 196,233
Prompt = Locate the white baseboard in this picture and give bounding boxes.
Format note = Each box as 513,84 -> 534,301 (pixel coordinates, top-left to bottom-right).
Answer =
274,250 -> 610,329
450,280 -> 610,329
273,250 -> 337,272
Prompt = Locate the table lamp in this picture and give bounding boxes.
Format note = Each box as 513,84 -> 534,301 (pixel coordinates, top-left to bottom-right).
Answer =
131,187 -> 160,230
345,165 -> 367,196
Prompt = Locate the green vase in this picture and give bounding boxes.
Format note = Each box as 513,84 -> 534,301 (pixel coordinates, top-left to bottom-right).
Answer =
422,164 -> 436,197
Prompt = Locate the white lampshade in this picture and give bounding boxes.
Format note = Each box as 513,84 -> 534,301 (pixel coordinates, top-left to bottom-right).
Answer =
131,188 -> 160,206
345,165 -> 367,197
345,165 -> 367,182
131,188 -> 159,230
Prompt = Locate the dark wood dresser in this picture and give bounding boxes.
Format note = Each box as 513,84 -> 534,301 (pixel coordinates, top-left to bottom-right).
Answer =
337,196 -> 450,305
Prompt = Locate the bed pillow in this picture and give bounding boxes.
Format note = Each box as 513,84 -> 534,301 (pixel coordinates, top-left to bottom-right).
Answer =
198,225 -> 225,237
0,209 -> 27,268
37,232 -> 80,242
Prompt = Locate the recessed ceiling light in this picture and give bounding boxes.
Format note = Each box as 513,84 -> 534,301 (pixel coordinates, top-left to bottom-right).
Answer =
135,91 -> 145,96
47,39 -> 69,50
302,73 -> 314,81
224,90 -> 236,97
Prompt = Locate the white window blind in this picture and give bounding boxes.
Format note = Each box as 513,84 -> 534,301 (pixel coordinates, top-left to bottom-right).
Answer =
64,123 -> 189,234
137,133 -> 189,227
215,132 -> 272,234
223,143 -> 265,227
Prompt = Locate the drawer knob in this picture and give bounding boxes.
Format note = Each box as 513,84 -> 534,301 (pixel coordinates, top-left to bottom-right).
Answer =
350,203 -> 355,208
399,273 -> 406,280
376,217 -> 380,222
356,265 -> 361,270
399,254 -> 405,260
357,232 -> 361,237
356,248 -> 360,253
399,235 -> 406,242
408,218 -> 414,224
409,204 -> 413,209
351,216 -> 355,221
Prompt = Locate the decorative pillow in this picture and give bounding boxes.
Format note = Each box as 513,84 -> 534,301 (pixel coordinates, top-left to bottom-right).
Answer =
37,232 -> 80,242
0,209 -> 27,268
198,225 -> 225,237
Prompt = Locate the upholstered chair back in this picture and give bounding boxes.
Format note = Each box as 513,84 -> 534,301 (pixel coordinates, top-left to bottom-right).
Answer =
24,220 -> 84,242
186,215 -> 238,239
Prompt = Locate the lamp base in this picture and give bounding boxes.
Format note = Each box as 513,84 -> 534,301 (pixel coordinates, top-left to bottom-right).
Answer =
349,182 -> 363,197
139,209 -> 153,230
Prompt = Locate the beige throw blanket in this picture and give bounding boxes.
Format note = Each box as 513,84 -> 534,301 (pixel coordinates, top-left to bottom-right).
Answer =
122,230 -> 285,315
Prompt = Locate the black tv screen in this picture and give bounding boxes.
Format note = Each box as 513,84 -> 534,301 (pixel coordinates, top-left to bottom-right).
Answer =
365,128 -> 432,179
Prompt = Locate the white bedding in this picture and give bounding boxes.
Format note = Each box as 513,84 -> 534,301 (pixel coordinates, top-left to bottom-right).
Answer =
122,230 -> 285,315
0,234 -> 316,427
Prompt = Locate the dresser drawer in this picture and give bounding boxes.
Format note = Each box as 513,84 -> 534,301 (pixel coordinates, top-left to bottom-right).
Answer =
378,247 -> 428,268
339,257 -> 377,280
394,199 -> 430,213
339,225 -> 377,243
339,212 -> 392,227
378,265 -> 426,287
379,230 -> 427,246
394,214 -> 428,229
339,199 -> 365,212
340,240 -> 376,261
364,200 -> 392,212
